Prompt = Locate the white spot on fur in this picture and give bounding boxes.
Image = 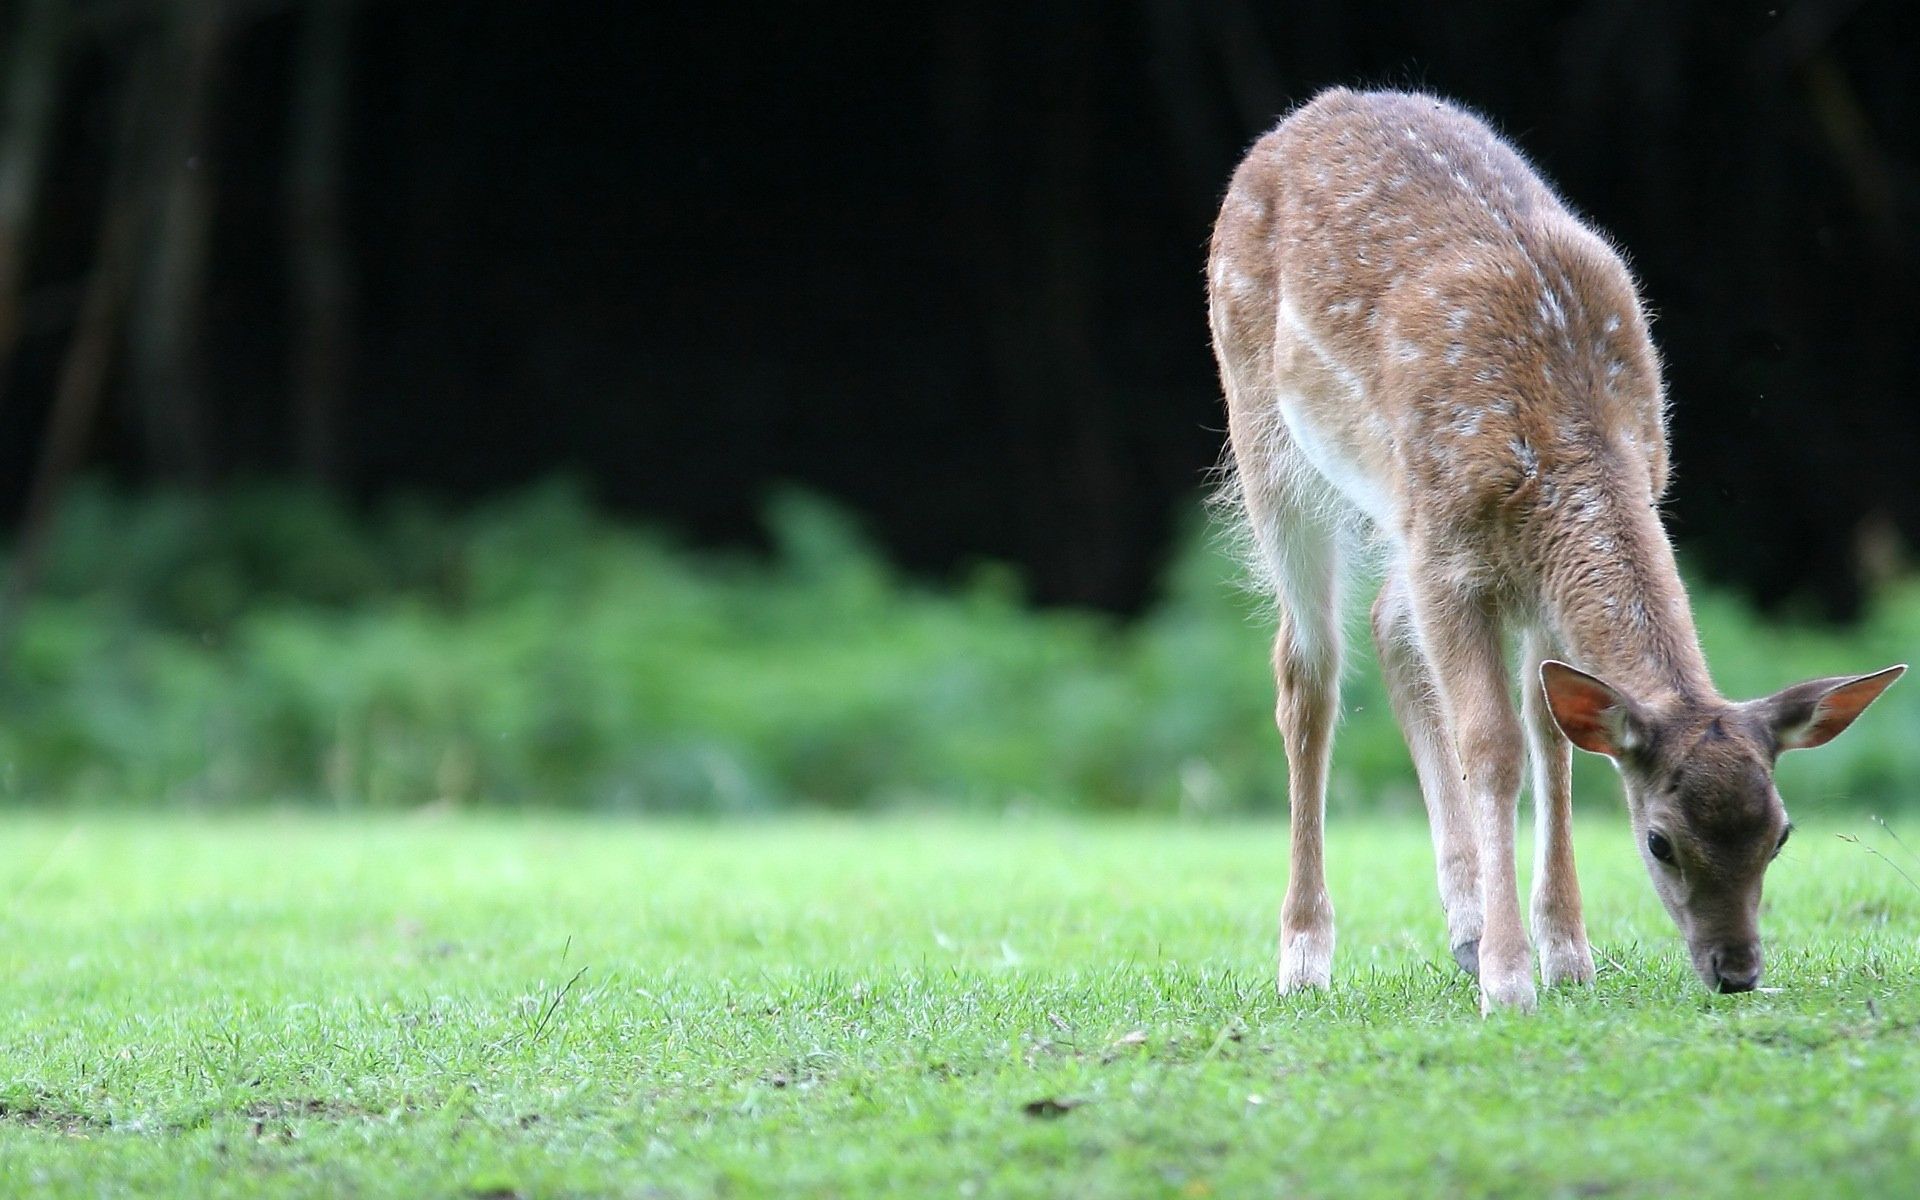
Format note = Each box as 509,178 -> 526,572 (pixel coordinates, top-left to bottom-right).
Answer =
1537,289 -> 1568,331
1566,485 -> 1602,523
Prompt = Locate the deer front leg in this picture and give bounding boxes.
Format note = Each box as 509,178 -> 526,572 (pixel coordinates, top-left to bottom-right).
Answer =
1521,629 -> 1596,986
1413,583 -> 1535,1013
1372,572 -> 1482,974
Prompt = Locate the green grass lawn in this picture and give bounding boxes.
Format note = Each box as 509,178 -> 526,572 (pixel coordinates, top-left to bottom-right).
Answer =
3,813 -> 1919,1197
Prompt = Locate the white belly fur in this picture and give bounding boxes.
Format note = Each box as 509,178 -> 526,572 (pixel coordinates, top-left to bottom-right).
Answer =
1274,296 -> 1399,528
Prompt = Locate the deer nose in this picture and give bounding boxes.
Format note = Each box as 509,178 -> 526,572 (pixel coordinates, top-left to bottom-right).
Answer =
1711,945 -> 1762,994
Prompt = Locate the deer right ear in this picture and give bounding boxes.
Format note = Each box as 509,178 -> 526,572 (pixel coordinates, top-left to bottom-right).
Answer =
1540,660 -> 1645,758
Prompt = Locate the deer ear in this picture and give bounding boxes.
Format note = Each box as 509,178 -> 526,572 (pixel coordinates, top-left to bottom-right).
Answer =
1760,664 -> 1906,751
1539,660 -> 1645,758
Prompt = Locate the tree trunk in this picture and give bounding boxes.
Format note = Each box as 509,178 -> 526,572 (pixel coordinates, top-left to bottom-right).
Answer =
0,47 -> 163,665
1137,0 -> 1227,209
127,0 -> 225,486
940,3 -> 1129,606
0,0 -> 68,417
1028,12 -> 1124,605
286,0 -> 355,483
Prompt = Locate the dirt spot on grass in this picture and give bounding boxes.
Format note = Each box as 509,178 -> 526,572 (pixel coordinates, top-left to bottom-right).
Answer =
0,1098 -> 111,1134
1738,1010 -> 1919,1054
1021,1097 -> 1085,1118
4,1095 -> 387,1139
240,1097 -> 376,1122
760,1063 -> 827,1091
238,1097 -> 392,1141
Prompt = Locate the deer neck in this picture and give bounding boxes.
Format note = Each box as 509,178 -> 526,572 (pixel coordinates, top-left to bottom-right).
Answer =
1536,483 -> 1715,707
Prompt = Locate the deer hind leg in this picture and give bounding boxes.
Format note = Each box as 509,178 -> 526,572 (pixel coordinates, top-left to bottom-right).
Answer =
1218,333 -> 1345,992
1521,628 -> 1596,986
1409,575 -> 1535,1013
1265,509 -> 1343,993
1371,568 -> 1483,975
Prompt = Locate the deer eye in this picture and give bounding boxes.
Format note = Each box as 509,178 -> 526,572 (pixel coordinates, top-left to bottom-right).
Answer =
1647,831 -> 1676,864
1774,826 -> 1792,857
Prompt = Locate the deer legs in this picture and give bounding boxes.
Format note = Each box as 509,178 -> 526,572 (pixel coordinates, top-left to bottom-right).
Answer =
1522,629 -> 1597,986
1284,561 -> 1594,1009
1274,609 -> 1338,992
1379,585 -> 1593,1007
1372,572 -> 1483,973
1277,558 -> 1587,1008
1408,579 -> 1537,1012
1267,514 -> 1343,994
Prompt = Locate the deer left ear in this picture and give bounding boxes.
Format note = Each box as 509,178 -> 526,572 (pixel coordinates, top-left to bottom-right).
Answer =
1759,664 -> 1907,751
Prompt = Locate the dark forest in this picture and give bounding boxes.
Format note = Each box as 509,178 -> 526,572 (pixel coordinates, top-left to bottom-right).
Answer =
2,1 -> 1916,614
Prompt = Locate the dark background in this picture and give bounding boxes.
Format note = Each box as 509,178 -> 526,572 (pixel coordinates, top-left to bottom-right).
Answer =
2,0 -> 1916,616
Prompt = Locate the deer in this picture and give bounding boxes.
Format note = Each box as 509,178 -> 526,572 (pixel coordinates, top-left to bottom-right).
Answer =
1207,87 -> 1904,1013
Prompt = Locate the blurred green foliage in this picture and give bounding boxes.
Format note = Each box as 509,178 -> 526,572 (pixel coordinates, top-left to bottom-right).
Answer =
0,481 -> 1914,811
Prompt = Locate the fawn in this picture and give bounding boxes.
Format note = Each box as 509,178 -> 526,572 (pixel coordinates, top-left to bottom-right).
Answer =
1207,88 -> 1903,1013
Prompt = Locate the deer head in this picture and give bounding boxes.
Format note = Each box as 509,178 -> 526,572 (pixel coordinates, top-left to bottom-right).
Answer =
1539,660 -> 1905,992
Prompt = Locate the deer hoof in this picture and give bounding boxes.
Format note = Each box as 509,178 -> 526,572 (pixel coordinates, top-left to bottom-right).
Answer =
1451,938 -> 1480,979
1278,928 -> 1333,993
1539,939 -> 1596,987
1479,973 -> 1539,1014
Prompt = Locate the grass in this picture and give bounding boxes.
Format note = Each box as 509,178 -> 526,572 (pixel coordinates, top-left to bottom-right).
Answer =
3,813 -> 1919,1197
